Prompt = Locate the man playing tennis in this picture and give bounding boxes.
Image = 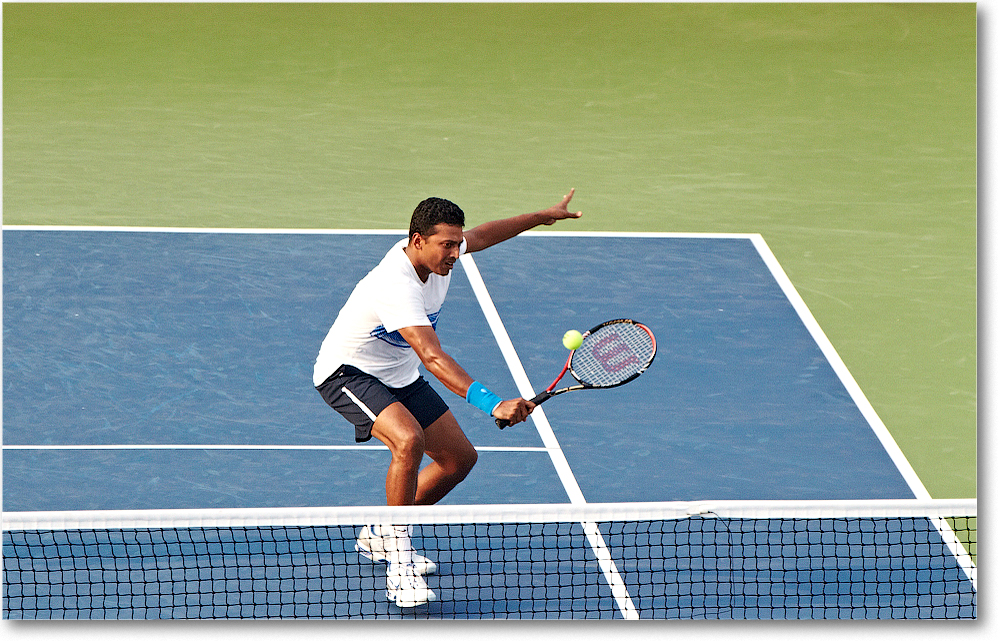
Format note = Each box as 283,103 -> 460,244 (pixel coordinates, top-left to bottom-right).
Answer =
313,190 -> 582,606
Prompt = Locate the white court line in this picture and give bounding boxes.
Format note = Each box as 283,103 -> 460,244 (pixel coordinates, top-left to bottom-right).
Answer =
750,235 -> 976,589
457,255 -> 586,502
2,225 -> 751,238
459,252 -> 639,620
2,444 -> 550,452
748,235 -> 930,500
5,227 -> 967,601
0,225 -> 410,235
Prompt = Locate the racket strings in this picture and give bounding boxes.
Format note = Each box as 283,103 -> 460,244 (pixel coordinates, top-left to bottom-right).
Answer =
571,322 -> 654,387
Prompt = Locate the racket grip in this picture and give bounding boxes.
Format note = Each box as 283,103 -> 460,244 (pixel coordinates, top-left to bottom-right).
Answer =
494,391 -> 554,429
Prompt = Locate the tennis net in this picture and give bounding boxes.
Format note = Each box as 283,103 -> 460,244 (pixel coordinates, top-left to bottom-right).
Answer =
3,499 -> 976,620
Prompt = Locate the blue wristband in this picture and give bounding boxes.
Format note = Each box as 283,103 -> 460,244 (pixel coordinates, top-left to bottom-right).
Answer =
466,381 -> 503,416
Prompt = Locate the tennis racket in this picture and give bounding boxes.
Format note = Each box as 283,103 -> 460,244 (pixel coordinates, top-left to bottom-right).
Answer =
496,319 -> 656,429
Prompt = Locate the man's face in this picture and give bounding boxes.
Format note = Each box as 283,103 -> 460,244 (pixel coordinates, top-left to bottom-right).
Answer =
414,223 -> 463,277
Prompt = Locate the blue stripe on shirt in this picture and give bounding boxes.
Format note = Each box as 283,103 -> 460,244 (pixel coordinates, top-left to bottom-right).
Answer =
371,310 -> 440,348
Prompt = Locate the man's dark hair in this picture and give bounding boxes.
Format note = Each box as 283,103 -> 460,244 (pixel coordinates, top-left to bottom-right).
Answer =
409,197 -> 465,239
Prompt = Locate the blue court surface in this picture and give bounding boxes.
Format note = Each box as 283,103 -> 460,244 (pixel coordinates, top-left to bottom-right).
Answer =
2,228 -> 973,619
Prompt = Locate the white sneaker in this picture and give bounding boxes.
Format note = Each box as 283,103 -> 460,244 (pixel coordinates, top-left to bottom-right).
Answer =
386,562 -> 436,607
355,524 -> 438,575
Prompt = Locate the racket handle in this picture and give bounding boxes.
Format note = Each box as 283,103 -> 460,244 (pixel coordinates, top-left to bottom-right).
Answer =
495,391 -> 554,429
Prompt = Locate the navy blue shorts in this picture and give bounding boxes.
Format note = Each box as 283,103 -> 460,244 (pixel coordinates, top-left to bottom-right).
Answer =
316,365 -> 450,443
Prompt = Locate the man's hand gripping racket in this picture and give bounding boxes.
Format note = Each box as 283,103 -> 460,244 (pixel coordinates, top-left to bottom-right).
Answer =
497,319 -> 656,429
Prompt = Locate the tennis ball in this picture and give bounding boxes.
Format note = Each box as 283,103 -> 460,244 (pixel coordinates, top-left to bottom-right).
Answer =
562,330 -> 584,350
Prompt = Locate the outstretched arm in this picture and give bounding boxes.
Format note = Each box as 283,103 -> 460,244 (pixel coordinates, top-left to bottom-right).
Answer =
398,325 -> 534,426
464,189 -> 583,253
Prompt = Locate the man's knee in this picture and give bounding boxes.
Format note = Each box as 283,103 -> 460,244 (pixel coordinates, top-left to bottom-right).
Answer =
446,444 -> 478,479
372,403 -> 425,459
395,427 -> 425,460
460,446 -> 478,475
423,411 -> 478,477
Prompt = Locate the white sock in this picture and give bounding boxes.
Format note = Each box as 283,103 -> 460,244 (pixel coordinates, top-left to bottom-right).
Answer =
376,524 -> 414,566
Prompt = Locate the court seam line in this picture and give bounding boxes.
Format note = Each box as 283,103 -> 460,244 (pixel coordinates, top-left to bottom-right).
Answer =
459,252 -> 640,620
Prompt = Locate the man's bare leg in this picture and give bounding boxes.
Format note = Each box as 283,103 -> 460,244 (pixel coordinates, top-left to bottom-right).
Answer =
365,402 -> 441,582
414,410 -> 478,506
370,402 -> 425,506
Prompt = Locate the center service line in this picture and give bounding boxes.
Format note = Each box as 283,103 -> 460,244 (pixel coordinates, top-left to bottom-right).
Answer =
459,252 -> 639,620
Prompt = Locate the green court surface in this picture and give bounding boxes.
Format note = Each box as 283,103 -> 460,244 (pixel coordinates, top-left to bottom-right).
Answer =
2,3 -> 976,499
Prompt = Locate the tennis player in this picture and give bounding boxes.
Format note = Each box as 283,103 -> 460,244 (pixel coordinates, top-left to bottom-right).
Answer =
313,190 -> 582,606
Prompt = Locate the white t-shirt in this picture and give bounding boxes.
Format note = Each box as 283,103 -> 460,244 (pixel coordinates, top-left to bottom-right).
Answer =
312,237 -> 467,388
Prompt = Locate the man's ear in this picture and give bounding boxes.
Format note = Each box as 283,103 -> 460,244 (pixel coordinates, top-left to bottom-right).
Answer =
410,232 -> 423,249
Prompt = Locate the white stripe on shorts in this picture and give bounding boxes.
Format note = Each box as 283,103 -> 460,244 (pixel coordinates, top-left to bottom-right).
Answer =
341,386 -> 379,423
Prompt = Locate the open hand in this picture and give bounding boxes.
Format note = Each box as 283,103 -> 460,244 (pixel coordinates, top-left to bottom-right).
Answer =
539,188 -> 583,225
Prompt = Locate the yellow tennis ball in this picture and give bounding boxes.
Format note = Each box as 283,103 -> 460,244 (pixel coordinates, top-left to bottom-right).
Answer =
562,330 -> 584,350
